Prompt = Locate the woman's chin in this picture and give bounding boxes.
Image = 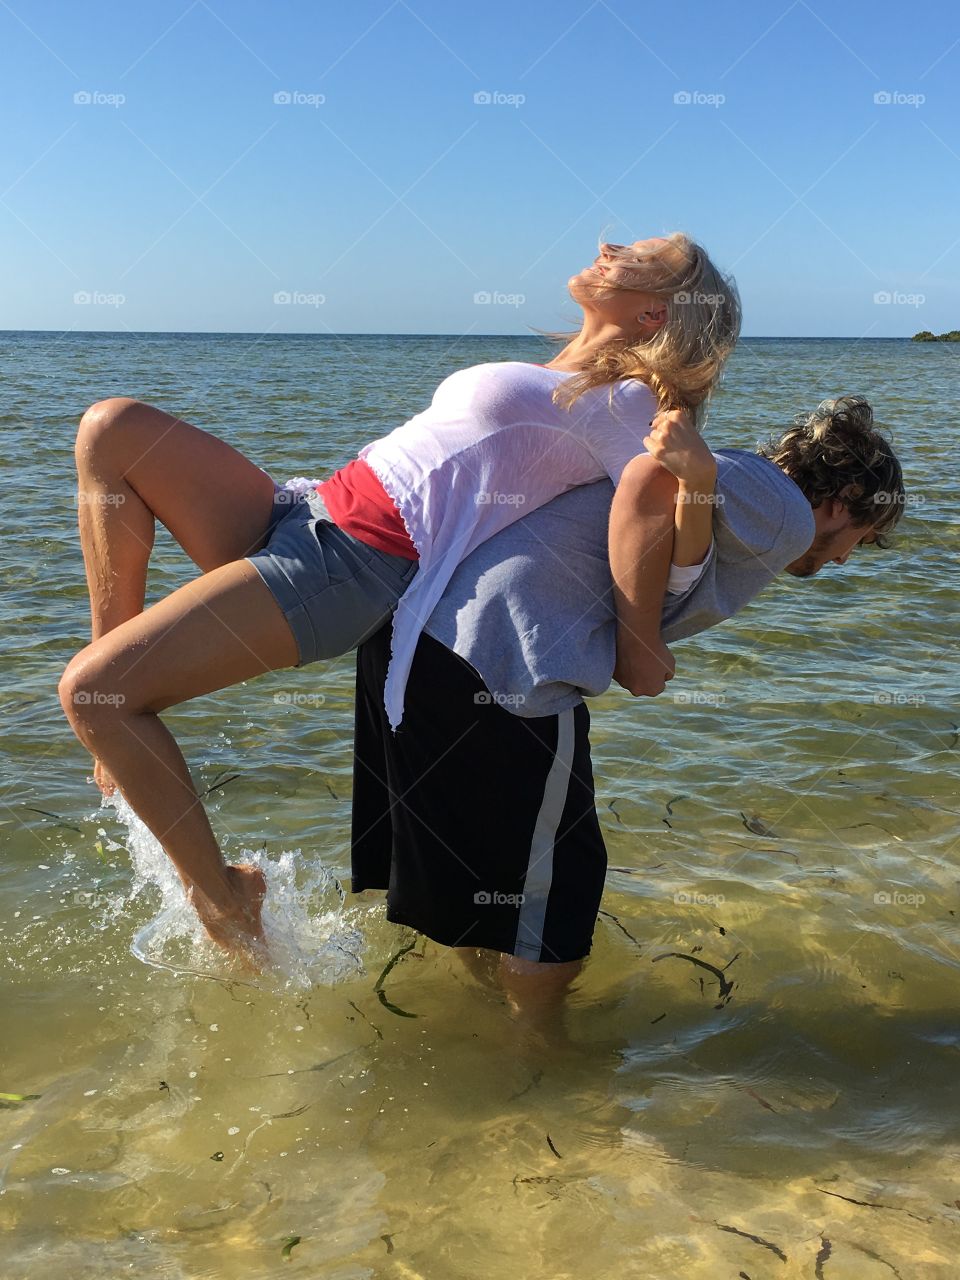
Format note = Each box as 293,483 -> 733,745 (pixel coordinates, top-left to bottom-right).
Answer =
567,281 -> 606,310
568,272 -> 600,298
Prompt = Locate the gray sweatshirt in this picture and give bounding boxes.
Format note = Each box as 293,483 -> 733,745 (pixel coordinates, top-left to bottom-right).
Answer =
422,448 -> 816,717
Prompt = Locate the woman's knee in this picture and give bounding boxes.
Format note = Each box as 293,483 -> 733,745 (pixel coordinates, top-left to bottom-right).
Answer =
58,649 -> 131,737
75,396 -> 142,464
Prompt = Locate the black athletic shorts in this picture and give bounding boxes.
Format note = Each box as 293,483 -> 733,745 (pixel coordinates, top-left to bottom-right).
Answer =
350,625 -> 608,963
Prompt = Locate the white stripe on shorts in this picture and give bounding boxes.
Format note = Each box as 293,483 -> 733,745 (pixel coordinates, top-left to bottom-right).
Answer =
514,708 -> 575,961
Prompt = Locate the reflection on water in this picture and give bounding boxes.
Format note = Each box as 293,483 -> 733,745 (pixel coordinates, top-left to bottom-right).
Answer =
1,334 -> 959,1278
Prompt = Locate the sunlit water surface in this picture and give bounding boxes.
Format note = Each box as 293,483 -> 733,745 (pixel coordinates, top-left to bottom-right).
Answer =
1,333 -> 958,1279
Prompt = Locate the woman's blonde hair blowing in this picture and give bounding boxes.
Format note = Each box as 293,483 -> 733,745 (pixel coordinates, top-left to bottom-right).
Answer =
533,232 -> 742,423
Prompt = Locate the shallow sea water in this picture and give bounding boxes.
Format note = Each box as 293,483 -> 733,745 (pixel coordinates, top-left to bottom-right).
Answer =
1,332 -> 958,1278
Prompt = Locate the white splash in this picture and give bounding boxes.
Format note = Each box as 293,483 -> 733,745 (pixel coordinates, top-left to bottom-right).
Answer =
103,791 -> 366,991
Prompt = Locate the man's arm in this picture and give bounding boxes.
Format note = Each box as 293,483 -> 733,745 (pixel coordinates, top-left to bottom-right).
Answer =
608,453 -> 678,697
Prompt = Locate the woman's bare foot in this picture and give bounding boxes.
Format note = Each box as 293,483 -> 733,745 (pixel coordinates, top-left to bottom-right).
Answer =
188,864 -> 269,967
93,756 -> 117,797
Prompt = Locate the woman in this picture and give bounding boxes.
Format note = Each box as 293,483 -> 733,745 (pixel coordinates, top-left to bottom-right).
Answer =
58,233 -> 740,957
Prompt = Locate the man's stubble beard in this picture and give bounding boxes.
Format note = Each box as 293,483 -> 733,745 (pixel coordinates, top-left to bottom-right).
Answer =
785,529 -> 833,578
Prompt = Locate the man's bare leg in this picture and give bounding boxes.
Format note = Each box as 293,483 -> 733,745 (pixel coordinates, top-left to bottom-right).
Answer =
453,945 -> 501,990
455,946 -> 583,1045
499,954 -> 583,1024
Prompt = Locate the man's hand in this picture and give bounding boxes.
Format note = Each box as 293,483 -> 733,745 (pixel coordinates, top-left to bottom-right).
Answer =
613,628 -> 676,697
643,408 -> 716,491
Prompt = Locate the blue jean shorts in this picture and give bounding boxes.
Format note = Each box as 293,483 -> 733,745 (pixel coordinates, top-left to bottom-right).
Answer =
246,482 -> 418,667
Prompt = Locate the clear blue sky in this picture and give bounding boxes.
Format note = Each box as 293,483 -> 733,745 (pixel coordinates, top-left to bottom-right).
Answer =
2,0 -> 957,336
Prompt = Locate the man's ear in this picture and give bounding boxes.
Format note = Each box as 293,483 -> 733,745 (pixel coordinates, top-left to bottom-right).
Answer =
813,496 -> 844,529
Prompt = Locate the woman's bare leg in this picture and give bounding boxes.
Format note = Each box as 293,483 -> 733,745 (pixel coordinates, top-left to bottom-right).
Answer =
73,396 -> 280,791
58,557 -> 300,955
74,395 -> 279,637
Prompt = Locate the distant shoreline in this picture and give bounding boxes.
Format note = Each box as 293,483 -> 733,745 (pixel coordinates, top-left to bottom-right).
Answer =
912,330 -> 960,342
0,330 -> 935,340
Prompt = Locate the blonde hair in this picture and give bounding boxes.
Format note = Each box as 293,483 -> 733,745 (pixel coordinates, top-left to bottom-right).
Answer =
531,231 -> 741,423
757,396 -> 905,547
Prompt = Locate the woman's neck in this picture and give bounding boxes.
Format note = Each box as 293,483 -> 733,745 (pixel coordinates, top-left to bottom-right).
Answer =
543,321 -> 631,372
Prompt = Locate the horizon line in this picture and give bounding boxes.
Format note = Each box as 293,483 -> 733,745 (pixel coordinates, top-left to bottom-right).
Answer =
0,329 -> 927,340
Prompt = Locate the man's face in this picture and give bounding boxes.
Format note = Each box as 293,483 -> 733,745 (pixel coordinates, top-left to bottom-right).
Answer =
784,502 -> 878,578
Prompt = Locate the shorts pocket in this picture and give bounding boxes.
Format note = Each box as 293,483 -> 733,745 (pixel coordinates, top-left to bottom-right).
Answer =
306,517 -> 377,586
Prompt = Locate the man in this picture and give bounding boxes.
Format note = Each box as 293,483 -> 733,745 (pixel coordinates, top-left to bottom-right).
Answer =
349,396 -> 905,1022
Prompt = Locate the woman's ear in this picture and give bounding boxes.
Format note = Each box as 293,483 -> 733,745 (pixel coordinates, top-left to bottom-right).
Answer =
634,304 -> 669,338
635,303 -> 668,326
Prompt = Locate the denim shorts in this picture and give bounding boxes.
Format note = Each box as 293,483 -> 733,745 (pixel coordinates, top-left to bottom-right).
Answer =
246,482 -> 418,666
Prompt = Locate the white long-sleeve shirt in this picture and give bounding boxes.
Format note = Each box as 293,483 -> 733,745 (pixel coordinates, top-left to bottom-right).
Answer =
357,360 -> 658,728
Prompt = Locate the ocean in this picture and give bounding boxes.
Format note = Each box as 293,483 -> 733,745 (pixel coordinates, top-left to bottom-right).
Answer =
1,332 -> 958,1278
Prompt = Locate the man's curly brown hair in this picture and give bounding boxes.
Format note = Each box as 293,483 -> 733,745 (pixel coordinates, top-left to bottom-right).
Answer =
757,396 -> 905,548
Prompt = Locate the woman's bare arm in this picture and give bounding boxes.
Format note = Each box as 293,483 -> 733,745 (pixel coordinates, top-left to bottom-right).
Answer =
608,453 -> 677,697
643,408 -> 717,567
